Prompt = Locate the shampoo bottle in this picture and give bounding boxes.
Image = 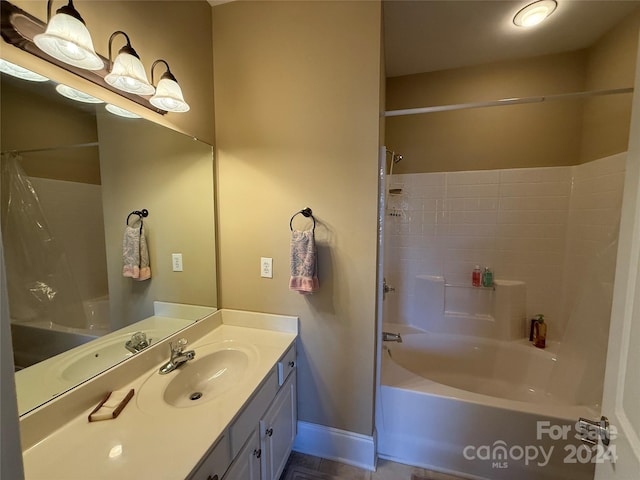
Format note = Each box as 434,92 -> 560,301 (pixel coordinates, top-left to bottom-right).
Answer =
482,267 -> 493,287
472,265 -> 482,287
533,314 -> 547,349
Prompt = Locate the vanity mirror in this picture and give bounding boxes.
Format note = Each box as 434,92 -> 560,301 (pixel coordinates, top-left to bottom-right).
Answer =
0,60 -> 217,415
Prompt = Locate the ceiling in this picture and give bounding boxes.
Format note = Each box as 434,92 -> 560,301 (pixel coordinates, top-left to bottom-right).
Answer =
384,0 -> 640,78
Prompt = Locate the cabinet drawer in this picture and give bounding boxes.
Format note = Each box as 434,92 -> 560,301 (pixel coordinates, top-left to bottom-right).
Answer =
229,369 -> 279,457
189,434 -> 231,480
277,345 -> 296,386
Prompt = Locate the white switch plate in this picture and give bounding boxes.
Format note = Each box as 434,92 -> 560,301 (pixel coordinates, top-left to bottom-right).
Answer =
172,253 -> 183,272
261,257 -> 273,278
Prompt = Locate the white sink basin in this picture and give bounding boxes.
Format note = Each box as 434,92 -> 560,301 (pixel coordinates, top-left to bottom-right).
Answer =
137,341 -> 259,412
59,336 -> 134,382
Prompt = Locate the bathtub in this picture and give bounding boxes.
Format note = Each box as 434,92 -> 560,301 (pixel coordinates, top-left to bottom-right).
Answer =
377,323 -> 598,480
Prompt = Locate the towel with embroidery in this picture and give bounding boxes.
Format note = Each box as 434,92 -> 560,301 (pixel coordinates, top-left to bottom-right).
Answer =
122,222 -> 151,281
289,229 -> 319,294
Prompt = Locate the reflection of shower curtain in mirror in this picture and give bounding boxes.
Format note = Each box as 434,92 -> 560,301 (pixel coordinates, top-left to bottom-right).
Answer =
0,152 -> 85,328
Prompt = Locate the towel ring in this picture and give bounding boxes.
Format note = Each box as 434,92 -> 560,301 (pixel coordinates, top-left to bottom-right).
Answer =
290,207 -> 315,232
126,209 -> 148,226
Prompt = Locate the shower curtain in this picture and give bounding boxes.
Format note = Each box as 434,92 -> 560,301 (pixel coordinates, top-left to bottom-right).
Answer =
0,152 -> 85,329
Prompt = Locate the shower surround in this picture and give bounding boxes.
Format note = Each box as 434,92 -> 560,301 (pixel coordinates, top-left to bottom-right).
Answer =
384,152 -> 626,339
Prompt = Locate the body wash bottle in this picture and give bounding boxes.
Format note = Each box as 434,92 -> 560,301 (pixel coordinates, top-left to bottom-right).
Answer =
482,267 -> 493,287
533,314 -> 547,349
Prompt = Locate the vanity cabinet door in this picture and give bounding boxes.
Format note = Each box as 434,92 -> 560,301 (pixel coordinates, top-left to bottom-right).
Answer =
223,429 -> 261,480
260,372 -> 297,480
188,434 -> 231,480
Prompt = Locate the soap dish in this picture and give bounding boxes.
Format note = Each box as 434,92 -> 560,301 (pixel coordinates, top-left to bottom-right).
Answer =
88,388 -> 135,422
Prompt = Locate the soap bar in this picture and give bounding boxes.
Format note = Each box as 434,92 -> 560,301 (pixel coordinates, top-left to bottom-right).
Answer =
88,389 -> 134,422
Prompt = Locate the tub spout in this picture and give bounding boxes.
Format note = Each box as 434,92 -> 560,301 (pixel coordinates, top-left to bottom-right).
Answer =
383,331 -> 402,343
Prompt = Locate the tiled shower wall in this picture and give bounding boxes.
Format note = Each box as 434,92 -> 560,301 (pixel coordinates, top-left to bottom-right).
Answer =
383,153 -> 626,338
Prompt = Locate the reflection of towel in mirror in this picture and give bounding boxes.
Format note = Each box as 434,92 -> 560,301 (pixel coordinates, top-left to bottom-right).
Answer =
122,223 -> 151,281
289,229 -> 319,294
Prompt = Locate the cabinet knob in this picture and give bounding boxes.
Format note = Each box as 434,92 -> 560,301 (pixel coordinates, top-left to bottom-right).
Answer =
265,428 -> 274,437
206,476 -> 218,480
253,448 -> 262,459
288,361 -> 295,367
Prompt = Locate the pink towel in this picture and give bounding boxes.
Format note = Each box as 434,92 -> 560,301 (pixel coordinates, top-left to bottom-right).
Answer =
289,229 -> 319,294
122,222 -> 151,281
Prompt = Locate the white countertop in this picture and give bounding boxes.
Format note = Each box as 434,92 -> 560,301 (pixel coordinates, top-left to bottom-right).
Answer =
21,311 -> 297,480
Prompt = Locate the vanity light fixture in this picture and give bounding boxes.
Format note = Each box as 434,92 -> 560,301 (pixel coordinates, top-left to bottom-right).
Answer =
104,31 -> 155,96
0,59 -> 49,82
513,0 -> 557,28
149,60 -> 190,113
33,0 -> 103,70
105,103 -> 141,119
55,84 -> 103,103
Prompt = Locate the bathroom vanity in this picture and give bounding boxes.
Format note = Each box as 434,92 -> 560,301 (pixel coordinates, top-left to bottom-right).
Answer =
19,307 -> 298,480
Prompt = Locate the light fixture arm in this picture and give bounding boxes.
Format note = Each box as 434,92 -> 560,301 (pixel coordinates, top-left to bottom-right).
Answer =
150,59 -> 178,86
108,30 -> 139,68
46,0 -> 85,24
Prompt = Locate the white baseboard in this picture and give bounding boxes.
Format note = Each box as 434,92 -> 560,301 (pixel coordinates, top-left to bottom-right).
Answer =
292,421 -> 376,471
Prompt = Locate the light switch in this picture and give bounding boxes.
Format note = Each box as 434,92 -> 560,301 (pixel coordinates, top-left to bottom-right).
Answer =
172,253 -> 183,272
261,257 -> 273,278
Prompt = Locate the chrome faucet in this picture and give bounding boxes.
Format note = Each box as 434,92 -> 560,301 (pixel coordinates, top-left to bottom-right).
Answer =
159,338 -> 196,375
125,331 -> 151,353
382,331 -> 402,343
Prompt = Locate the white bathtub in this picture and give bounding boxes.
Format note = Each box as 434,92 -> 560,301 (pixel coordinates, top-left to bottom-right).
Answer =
377,323 -> 598,480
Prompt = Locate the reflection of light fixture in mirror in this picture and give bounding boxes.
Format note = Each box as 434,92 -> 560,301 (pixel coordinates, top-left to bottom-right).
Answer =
149,60 -> 190,113
104,31 -> 155,96
105,104 -> 141,118
55,84 -> 103,103
0,59 -> 49,82
513,0 -> 557,27
33,0 -> 103,70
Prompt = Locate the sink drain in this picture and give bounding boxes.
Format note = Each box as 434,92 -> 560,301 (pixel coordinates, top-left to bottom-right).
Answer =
189,392 -> 203,401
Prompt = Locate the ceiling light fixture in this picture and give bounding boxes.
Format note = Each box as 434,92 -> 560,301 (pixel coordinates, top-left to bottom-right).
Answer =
149,60 -> 190,113
33,0 -> 103,70
105,31 -> 155,96
55,84 -> 103,103
513,0 -> 557,28
0,59 -> 49,82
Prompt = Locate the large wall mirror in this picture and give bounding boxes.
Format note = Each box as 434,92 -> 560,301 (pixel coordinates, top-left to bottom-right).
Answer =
0,59 -> 217,415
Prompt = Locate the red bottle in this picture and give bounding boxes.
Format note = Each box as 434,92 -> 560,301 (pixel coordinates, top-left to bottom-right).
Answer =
472,265 -> 482,287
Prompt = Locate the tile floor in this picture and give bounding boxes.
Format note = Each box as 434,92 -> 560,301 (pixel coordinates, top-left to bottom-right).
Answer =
279,452 -> 469,480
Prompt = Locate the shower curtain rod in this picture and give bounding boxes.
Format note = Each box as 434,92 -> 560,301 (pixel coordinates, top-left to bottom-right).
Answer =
384,87 -> 634,117
1,142 -> 99,155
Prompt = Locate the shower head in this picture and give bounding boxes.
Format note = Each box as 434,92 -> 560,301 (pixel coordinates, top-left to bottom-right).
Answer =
385,149 -> 404,164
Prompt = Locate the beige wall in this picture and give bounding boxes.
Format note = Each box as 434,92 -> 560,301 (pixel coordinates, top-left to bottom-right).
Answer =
0,79 -> 101,184
580,9 -> 640,162
386,10 -> 640,174
2,0 -> 215,145
97,113 -> 217,331
386,51 -> 587,173
213,1 -> 382,436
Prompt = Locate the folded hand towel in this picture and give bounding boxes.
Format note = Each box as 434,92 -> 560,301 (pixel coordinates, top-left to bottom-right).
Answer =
289,229 -> 319,294
122,221 -> 151,281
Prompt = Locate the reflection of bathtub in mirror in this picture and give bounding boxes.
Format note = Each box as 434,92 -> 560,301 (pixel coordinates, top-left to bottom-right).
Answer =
13,302 -> 216,415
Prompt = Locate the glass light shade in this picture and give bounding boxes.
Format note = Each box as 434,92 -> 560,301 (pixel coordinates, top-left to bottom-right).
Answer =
105,52 -> 155,95
0,59 -> 49,82
56,84 -> 103,103
33,13 -> 103,70
150,77 -> 190,112
513,0 -> 557,27
105,104 -> 141,118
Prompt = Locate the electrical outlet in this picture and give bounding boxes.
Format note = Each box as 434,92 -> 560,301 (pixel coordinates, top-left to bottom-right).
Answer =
261,257 -> 273,278
172,253 -> 183,272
